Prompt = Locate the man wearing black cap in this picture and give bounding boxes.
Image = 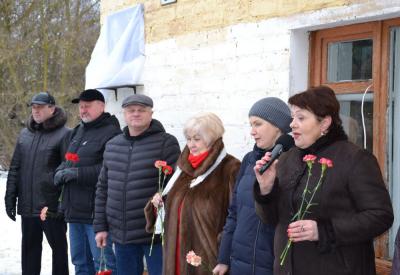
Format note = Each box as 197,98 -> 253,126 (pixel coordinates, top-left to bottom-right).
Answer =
54,89 -> 120,275
93,94 -> 181,275
5,92 -> 70,275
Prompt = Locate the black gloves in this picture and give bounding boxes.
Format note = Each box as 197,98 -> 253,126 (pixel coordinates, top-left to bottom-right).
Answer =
54,168 -> 78,186
6,207 -> 16,221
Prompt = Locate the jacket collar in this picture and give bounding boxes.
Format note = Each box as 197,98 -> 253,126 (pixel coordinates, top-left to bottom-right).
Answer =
122,119 -> 166,141
178,138 -> 225,177
27,106 -> 67,132
81,112 -> 111,129
299,125 -> 348,157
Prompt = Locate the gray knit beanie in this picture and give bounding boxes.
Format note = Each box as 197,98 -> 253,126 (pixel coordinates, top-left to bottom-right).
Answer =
249,97 -> 292,133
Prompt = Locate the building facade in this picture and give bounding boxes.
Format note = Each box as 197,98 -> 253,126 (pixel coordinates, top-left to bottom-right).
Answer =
100,0 -> 400,273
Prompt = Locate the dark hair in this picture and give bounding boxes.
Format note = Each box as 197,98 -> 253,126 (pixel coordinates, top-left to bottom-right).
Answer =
288,86 -> 342,131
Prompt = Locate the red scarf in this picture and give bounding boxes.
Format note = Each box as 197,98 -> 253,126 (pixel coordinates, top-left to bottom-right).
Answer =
188,151 -> 209,169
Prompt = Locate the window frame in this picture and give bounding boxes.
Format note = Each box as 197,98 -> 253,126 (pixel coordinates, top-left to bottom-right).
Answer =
309,19 -> 400,267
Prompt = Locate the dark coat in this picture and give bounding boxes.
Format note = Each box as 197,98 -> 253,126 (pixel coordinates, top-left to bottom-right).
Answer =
94,120 -> 181,244
146,139 -> 241,275
218,145 -> 274,275
59,112 -> 121,224
5,107 -> 69,216
391,227 -> 400,275
254,129 -> 393,275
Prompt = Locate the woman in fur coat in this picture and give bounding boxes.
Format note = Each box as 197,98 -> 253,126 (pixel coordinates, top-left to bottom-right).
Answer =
145,112 -> 241,275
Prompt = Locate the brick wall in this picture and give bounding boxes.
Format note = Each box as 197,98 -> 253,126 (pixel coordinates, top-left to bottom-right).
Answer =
100,0 -> 400,158
100,0 -> 350,43
105,19 -> 292,158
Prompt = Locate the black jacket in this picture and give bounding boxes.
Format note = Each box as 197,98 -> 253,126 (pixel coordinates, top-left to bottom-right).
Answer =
5,107 -> 69,216
59,112 -> 121,224
93,119 -> 181,244
254,129 -> 393,275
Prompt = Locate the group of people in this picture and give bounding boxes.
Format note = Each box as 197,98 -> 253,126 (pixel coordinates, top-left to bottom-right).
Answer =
3,85 -> 398,275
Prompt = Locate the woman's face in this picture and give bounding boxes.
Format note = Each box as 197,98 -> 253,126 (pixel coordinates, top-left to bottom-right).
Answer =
186,133 -> 209,156
249,116 -> 282,150
290,105 -> 331,149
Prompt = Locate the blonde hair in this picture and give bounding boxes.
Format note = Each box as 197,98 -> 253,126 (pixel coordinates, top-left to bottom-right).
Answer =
183,112 -> 225,146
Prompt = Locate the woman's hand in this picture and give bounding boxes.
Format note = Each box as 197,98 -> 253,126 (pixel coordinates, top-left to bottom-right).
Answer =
151,193 -> 163,208
213,263 -> 229,275
287,220 -> 319,242
253,152 -> 278,195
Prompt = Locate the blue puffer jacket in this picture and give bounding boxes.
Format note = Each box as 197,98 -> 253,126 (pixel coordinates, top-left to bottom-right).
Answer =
218,145 -> 274,275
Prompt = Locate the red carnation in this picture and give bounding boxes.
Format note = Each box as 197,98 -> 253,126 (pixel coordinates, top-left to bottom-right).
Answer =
154,160 -> 167,169
162,165 -> 173,175
319,157 -> 333,168
40,207 -> 48,221
302,154 -> 317,163
96,270 -> 112,275
65,152 -> 80,163
96,269 -> 112,275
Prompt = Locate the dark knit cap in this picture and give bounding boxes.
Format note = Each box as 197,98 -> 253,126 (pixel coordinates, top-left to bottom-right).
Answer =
249,97 -> 292,133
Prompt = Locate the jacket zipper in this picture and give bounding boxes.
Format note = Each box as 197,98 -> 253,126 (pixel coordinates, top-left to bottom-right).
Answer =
30,132 -> 42,214
122,142 -> 134,243
252,220 -> 261,275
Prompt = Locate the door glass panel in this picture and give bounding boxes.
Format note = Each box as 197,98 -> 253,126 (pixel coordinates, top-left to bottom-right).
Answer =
388,27 -> 400,258
327,39 -> 373,82
336,93 -> 373,153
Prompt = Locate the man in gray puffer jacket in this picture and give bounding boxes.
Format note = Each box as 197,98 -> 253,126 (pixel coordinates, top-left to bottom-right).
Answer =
5,92 -> 70,275
94,94 -> 181,275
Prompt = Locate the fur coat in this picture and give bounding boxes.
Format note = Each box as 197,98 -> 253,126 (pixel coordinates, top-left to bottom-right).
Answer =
145,138 -> 241,275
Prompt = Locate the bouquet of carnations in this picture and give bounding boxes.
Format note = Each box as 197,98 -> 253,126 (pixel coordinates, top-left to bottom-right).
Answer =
149,160 -> 173,256
279,154 -> 333,266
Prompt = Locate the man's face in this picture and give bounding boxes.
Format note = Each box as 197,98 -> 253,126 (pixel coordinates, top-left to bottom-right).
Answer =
123,104 -> 153,132
79,100 -> 105,123
31,104 -> 55,124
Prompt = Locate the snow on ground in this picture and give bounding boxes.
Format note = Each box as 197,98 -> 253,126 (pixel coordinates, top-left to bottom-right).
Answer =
0,173 -> 74,274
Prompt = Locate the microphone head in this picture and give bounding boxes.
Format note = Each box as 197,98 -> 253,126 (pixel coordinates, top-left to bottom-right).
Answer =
276,134 -> 294,152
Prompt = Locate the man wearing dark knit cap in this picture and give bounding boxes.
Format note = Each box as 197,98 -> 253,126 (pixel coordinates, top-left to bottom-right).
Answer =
94,94 -> 181,275
54,89 -> 120,275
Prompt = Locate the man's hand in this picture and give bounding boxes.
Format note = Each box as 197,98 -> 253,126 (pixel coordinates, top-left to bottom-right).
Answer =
54,168 -> 78,186
95,231 -> 108,248
6,207 -> 16,221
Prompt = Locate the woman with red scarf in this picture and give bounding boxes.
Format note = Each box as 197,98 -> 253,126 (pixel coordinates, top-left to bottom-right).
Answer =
145,112 -> 241,275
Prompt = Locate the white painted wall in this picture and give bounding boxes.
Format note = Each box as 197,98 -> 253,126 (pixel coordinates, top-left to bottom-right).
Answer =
104,0 -> 400,160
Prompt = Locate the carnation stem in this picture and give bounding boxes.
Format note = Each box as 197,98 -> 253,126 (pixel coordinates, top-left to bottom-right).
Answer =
300,172 -> 325,220
279,161 -> 328,266
158,168 -> 162,191
149,229 -> 156,256
279,239 -> 292,266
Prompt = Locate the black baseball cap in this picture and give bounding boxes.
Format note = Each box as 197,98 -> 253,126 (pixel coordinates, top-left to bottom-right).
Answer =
71,89 -> 105,104
30,92 -> 56,106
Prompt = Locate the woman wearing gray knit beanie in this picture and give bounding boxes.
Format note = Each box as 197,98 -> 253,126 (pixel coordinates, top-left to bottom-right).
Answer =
214,97 -> 291,275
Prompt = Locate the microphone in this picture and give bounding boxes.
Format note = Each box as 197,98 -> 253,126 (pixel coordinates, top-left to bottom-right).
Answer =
259,134 -> 294,175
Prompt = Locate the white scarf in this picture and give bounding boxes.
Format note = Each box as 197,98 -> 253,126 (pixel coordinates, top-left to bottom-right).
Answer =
154,148 -> 227,234
162,148 -> 227,196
